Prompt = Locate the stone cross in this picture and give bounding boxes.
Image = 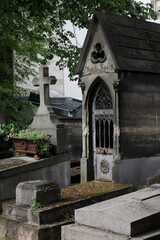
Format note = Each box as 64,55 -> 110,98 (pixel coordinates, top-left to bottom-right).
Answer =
32,65 -> 57,114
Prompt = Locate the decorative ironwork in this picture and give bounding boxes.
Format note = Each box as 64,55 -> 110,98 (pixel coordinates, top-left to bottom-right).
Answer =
100,159 -> 110,174
95,114 -> 113,121
95,117 -> 113,148
91,43 -> 106,64
95,86 -> 112,109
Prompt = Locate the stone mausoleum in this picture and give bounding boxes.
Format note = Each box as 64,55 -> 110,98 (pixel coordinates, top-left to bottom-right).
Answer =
77,12 -> 160,185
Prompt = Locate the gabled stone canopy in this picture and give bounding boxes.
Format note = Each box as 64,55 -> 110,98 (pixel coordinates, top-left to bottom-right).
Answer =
76,12 -> 160,74
79,24 -> 116,75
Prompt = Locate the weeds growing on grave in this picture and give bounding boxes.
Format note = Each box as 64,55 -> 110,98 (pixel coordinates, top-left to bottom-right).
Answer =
31,194 -> 42,210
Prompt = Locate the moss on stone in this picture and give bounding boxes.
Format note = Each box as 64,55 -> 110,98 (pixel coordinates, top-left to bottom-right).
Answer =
38,181 -> 59,191
61,181 -> 128,199
42,181 -> 130,209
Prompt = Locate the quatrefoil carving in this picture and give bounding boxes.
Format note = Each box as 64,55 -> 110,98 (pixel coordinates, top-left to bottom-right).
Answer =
91,43 -> 106,64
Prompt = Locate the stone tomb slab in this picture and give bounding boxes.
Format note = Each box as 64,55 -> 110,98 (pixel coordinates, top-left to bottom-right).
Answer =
62,223 -> 160,240
16,180 -> 60,207
75,184 -> 160,237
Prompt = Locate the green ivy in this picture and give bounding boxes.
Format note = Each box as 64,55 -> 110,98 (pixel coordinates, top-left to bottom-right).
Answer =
31,194 -> 42,210
35,139 -> 52,158
0,123 -> 14,141
13,129 -> 48,140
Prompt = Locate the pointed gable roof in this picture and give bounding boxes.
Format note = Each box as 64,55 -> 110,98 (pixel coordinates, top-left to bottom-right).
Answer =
76,12 -> 160,74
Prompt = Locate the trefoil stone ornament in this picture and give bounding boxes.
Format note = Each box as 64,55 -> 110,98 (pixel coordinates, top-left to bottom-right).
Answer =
91,43 -> 106,63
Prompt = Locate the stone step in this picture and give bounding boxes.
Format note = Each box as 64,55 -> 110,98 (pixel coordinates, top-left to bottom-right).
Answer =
62,224 -> 129,240
75,185 -> 160,237
0,214 -> 73,240
62,224 -> 160,240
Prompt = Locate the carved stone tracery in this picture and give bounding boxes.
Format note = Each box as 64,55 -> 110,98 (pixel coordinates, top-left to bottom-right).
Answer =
95,86 -> 112,109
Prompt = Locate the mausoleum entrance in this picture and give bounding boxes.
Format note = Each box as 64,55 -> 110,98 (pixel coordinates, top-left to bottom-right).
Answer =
76,12 -> 160,185
91,80 -> 113,180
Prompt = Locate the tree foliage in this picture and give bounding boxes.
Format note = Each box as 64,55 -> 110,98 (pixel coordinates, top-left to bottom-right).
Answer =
0,0 -> 157,126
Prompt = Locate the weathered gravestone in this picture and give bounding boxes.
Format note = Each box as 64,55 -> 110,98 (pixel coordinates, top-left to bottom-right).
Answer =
76,12 -> 160,185
62,184 -> 160,240
16,180 -> 61,207
29,65 -> 67,154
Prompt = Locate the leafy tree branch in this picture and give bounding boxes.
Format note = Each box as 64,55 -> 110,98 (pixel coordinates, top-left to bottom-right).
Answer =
0,0 -> 157,126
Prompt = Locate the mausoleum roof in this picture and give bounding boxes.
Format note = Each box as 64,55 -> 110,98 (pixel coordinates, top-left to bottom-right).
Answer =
76,12 -> 160,74
18,93 -> 82,118
50,97 -> 82,118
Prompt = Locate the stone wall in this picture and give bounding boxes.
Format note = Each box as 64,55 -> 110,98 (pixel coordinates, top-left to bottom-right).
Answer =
60,118 -> 82,160
119,72 -> 160,159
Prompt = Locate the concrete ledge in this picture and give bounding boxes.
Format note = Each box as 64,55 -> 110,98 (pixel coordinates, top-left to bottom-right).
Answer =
0,153 -> 70,179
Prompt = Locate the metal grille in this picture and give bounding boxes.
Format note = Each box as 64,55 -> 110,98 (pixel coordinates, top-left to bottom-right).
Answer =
95,114 -> 113,148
